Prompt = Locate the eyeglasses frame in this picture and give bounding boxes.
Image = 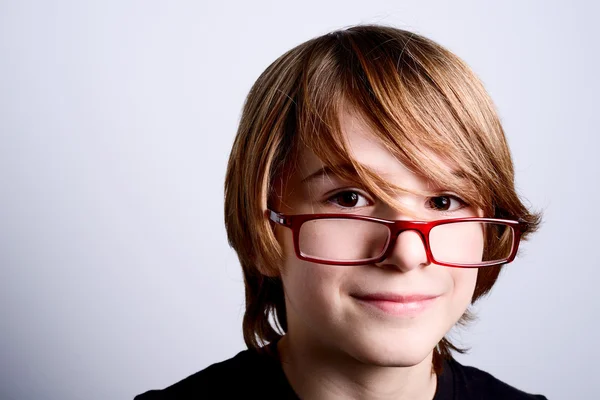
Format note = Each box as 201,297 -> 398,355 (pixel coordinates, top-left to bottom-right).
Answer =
266,209 -> 528,268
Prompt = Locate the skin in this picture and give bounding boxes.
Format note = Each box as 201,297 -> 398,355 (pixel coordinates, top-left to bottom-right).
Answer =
271,108 -> 480,400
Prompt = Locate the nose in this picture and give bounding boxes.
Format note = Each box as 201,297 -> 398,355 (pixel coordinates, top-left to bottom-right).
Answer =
375,229 -> 430,272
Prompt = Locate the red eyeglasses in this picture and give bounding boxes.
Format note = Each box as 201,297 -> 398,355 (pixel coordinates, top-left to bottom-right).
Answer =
267,209 -> 528,268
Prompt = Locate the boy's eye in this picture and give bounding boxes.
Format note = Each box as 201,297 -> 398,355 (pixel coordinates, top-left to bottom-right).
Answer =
427,195 -> 465,212
328,191 -> 371,208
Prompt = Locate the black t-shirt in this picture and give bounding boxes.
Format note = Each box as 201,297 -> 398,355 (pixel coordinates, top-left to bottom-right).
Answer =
135,343 -> 547,399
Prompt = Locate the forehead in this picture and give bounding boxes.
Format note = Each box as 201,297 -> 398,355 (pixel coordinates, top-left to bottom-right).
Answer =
295,107 -> 455,187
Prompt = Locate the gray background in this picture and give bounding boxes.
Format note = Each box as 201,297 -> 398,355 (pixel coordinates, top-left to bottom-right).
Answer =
1,1 -> 598,399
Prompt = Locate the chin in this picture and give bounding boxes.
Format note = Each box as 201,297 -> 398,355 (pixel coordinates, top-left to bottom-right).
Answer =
343,332 -> 437,368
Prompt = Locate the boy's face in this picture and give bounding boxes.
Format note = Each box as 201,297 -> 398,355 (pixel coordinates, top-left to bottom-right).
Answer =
272,109 -> 479,367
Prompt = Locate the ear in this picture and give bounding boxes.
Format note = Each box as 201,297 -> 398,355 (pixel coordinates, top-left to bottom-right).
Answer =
253,214 -> 284,279
260,265 -> 282,278
253,253 -> 283,278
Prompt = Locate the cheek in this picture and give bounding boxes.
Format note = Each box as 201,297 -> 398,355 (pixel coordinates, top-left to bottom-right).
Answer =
276,227 -> 347,324
281,260 -> 348,334
448,267 -> 478,309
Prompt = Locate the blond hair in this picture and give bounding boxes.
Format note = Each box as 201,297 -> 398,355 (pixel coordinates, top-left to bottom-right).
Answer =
224,24 -> 541,374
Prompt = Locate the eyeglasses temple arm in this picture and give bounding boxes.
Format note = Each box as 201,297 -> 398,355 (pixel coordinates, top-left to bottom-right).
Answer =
517,218 -> 530,232
266,209 -> 291,226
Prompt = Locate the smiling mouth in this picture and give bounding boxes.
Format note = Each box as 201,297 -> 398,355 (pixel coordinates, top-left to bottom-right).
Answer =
351,293 -> 440,317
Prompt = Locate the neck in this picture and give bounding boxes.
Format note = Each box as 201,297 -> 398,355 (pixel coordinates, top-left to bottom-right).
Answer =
277,334 -> 438,400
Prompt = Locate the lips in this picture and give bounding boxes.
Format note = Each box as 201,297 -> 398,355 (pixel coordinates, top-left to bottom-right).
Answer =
353,293 -> 439,302
351,292 -> 440,317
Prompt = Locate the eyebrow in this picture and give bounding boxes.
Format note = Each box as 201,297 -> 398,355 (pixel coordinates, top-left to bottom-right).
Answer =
300,163 -> 469,186
300,163 -> 360,185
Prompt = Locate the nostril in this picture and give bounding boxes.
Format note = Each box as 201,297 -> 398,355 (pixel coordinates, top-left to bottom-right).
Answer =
376,230 -> 430,271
